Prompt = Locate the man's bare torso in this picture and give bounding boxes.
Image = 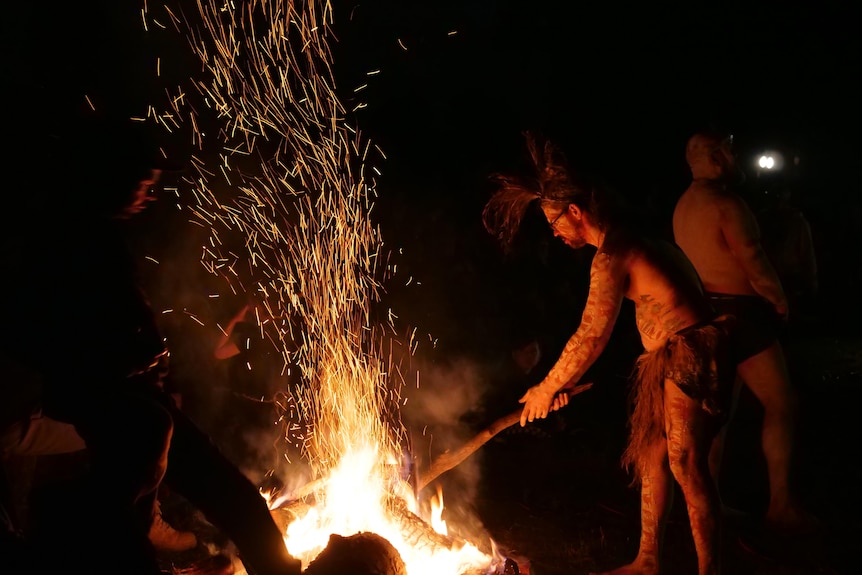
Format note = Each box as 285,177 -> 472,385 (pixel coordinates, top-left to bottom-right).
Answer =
546,233 -> 712,391
603,234 -> 711,352
673,180 -> 760,296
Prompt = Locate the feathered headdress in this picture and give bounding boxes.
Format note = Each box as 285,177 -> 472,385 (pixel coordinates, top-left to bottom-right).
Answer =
482,132 -> 578,252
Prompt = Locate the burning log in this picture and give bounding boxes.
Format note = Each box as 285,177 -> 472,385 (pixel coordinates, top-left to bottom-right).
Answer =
382,499 -> 521,573
271,502 -> 310,533
274,496 -> 460,554
280,476 -> 328,502
385,496 -> 464,554
272,497 -> 521,574
416,383 -> 593,492
303,531 -> 408,575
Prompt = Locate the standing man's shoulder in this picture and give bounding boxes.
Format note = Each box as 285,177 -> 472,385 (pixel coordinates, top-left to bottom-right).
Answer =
682,179 -> 720,199
684,182 -> 748,212
675,181 -> 718,224
712,188 -> 756,219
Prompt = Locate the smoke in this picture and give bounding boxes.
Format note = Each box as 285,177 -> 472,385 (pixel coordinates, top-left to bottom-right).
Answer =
126,181 -> 296,485
403,357 -> 488,431
399,350 -> 498,513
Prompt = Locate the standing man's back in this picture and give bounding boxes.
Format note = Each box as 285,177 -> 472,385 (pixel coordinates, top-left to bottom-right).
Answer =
672,130 -> 818,536
674,135 -> 787,308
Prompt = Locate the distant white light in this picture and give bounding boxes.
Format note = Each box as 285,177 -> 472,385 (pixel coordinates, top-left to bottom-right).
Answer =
754,150 -> 784,173
758,155 -> 775,169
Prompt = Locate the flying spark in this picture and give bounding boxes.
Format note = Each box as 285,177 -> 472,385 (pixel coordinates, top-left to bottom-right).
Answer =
143,2 -> 502,573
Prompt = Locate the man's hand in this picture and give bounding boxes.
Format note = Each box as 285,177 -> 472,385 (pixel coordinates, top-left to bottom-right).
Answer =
518,384 -> 557,427
551,387 -> 571,411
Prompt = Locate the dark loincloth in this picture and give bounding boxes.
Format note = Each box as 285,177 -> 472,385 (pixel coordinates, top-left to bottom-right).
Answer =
622,315 -> 736,483
707,292 -> 780,362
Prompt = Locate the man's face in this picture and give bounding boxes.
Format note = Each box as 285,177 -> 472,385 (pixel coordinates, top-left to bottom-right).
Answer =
544,204 -> 589,249
119,169 -> 162,218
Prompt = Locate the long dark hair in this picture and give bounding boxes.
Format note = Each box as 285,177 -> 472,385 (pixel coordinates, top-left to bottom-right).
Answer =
482,132 -> 631,252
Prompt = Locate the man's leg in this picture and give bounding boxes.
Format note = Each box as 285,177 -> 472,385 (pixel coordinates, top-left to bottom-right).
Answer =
160,400 -> 301,575
736,341 -> 811,530
664,381 -> 722,575
593,435 -> 672,575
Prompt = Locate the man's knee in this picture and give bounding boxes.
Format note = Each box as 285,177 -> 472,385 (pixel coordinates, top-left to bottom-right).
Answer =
667,431 -> 711,484
668,442 -> 695,478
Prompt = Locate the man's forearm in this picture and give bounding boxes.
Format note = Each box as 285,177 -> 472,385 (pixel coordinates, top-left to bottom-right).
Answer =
542,330 -> 604,393
543,251 -> 621,391
744,249 -> 789,311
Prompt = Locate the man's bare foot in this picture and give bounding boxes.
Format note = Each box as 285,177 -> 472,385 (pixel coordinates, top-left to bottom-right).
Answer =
590,558 -> 658,575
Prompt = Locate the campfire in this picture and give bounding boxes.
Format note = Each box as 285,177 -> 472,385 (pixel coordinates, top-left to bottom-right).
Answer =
143,1 -> 529,572
264,443 -> 510,574
259,383 -> 591,573
266,449 -> 517,574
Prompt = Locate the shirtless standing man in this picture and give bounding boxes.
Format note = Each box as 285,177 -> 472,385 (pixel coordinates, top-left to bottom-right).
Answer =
483,133 -> 737,575
673,130 -> 813,533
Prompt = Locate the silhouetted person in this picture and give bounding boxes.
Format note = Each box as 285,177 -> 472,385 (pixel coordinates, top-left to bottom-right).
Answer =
1,351 -> 199,557
4,115 -> 301,575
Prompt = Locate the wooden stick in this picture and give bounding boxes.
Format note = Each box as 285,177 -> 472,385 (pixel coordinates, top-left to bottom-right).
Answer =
416,382 -> 593,492
277,476 -> 328,504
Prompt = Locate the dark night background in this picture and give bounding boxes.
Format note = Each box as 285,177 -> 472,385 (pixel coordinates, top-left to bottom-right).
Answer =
3,2 -> 861,574
5,1 -> 860,345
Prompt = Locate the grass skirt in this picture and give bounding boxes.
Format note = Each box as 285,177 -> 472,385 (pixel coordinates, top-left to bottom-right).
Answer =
621,315 -> 736,483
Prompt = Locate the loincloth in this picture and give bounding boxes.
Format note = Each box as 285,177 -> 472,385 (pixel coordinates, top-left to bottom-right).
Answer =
622,315 -> 736,483
707,293 -> 780,361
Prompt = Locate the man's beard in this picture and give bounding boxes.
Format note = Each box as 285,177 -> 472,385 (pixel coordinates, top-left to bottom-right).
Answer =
564,236 -> 588,249
563,218 -> 589,249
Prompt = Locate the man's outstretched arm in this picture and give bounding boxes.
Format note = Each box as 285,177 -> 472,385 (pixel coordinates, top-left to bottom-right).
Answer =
519,251 -> 625,425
